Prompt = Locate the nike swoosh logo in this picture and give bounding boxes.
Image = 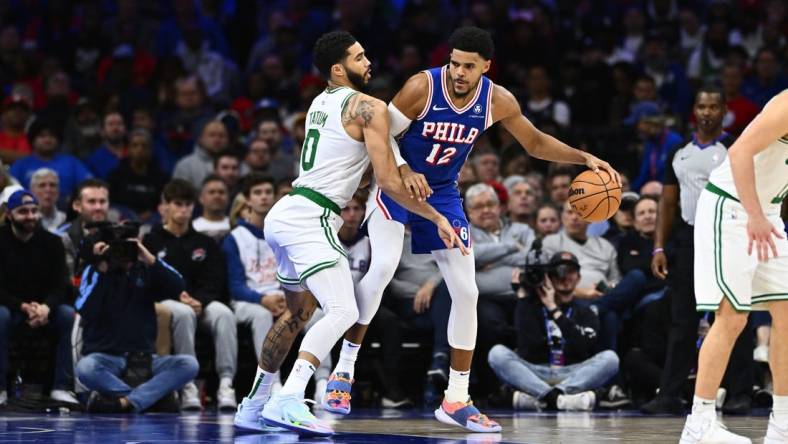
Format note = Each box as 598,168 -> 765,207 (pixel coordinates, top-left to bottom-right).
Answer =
432,105 -> 448,111
348,343 -> 360,348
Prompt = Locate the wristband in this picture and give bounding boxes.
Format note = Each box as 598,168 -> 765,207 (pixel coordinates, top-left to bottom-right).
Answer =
652,248 -> 665,256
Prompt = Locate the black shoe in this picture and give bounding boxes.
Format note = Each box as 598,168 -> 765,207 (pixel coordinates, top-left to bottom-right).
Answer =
148,392 -> 180,413
598,385 -> 632,409
640,395 -> 685,415
753,388 -> 773,408
722,393 -> 751,415
86,391 -> 129,414
487,385 -> 516,409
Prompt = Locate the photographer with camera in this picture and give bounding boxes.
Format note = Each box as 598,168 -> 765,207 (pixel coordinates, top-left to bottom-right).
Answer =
74,224 -> 198,413
0,190 -> 76,405
488,251 -> 618,412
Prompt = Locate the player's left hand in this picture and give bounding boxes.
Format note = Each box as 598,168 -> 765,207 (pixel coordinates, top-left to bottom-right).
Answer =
436,217 -> 469,255
747,214 -> 784,262
584,154 -> 622,187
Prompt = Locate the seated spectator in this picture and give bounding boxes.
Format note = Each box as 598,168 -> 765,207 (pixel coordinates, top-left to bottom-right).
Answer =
143,179 -> 238,410
488,252 -> 618,411
213,152 -> 242,199
107,129 -> 167,221
639,180 -> 662,198
74,235 -> 198,413
473,148 -> 501,183
522,65 -> 571,129
222,174 -> 284,399
86,112 -> 127,179
29,168 -> 65,232
159,76 -> 214,161
466,183 -> 535,394
547,167 -> 574,206
0,190 -> 76,405
192,175 -> 231,242
10,119 -> 92,207
719,64 -> 758,136
58,179 -> 111,279
0,94 -> 33,164
173,120 -> 230,190
254,117 -> 295,181
631,112 -> 683,191
228,193 -> 249,228
741,47 -> 788,108
535,203 -> 562,239
503,175 -> 539,227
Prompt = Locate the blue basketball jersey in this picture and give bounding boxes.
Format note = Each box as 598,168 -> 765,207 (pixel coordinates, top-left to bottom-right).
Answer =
398,65 -> 493,193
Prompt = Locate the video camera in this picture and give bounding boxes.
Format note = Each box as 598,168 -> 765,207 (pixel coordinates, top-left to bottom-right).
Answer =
84,221 -> 141,264
515,239 -> 581,296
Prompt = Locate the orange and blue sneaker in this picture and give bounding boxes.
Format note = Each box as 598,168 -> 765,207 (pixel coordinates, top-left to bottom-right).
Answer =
322,372 -> 353,414
435,398 -> 502,433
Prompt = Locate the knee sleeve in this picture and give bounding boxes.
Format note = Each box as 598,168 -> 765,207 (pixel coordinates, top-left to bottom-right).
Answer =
300,258 -> 359,362
432,248 -> 479,350
356,209 -> 404,325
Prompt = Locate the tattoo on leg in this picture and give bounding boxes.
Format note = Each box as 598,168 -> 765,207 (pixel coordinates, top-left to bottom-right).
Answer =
259,306 -> 315,371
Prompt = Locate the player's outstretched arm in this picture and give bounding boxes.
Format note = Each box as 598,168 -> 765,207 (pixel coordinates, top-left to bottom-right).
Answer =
493,85 -> 621,186
729,90 -> 788,261
344,93 -> 467,254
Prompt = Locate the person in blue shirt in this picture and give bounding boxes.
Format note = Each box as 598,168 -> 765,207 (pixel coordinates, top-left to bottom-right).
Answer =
86,112 -> 127,180
10,119 -> 92,207
631,110 -> 683,191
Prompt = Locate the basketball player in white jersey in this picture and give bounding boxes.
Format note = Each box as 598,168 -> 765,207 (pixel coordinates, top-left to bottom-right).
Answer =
680,91 -> 788,443
233,31 -> 465,437
320,26 -> 621,432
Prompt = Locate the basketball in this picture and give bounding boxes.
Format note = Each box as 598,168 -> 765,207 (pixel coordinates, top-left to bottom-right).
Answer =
568,169 -> 622,222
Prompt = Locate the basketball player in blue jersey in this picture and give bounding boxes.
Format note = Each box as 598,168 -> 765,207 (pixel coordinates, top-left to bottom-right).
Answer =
321,26 -> 621,433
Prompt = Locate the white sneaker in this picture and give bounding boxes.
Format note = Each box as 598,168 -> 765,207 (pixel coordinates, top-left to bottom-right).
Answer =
679,413 -> 752,444
261,393 -> 333,436
557,391 -> 596,411
233,396 -> 283,432
180,382 -> 202,410
0,390 -> 6,405
217,384 -> 237,410
513,391 -> 544,410
754,345 -> 770,363
765,413 -> 788,444
50,389 -> 79,404
313,378 -> 328,406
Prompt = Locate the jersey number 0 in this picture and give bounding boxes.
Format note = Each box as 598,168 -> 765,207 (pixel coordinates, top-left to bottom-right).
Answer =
301,128 -> 320,171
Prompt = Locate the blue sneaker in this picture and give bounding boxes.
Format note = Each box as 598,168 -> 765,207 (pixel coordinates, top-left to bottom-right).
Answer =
435,398 -> 502,433
262,393 -> 334,437
322,372 -> 353,414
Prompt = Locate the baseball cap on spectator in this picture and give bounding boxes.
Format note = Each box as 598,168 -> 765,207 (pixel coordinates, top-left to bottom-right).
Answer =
623,101 -> 661,125
254,98 -> 280,112
549,251 -> 581,278
5,189 -> 38,210
0,184 -> 24,207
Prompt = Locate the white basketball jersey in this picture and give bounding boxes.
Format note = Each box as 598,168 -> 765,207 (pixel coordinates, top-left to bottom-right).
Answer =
293,86 -> 369,209
709,136 -> 788,212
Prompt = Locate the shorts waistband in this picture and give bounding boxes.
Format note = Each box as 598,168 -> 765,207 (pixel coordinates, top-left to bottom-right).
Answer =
705,182 -> 740,203
289,187 -> 341,215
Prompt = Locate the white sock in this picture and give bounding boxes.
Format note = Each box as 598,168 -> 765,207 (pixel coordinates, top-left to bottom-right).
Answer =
773,395 -> 788,423
219,377 -> 233,389
333,339 -> 361,379
248,366 -> 277,401
691,395 -> 716,417
281,359 -> 316,397
444,368 -> 470,403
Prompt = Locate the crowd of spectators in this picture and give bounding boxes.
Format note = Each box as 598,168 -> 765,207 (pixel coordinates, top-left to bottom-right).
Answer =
0,0 -> 787,413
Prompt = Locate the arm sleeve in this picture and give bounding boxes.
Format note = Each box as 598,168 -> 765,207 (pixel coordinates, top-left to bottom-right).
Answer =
221,236 -> 262,303
150,259 -> 186,301
388,102 -> 412,167
555,306 -> 600,360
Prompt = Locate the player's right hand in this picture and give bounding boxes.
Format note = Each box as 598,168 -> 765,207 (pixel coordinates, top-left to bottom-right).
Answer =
401,166 -> 432,201
747,214 -> 784,262
651,251 -> 669,280
436,217 -> 469,255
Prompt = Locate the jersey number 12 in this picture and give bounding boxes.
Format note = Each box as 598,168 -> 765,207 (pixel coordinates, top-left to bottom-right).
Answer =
301,128 -> 320,171
425,143 -> 457,166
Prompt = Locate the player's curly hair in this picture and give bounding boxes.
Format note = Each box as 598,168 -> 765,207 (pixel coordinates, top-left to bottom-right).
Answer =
313,31 -> 357,78
448,26 -> 494,60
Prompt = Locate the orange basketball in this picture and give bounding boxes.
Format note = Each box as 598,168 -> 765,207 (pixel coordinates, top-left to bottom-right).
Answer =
568,169 -> 622,222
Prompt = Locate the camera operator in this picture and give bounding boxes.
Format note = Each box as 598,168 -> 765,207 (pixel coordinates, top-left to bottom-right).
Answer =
0,190 -> 76,405
488,252 -> 618,411
74,231 -> 198,413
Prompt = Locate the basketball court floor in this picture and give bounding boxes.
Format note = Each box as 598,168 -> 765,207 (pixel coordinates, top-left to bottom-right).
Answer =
0,408 -> 772,443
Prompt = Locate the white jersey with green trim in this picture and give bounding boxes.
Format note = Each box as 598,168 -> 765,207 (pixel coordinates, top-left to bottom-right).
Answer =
708,136 -> 788,213
292,86 -> 369,209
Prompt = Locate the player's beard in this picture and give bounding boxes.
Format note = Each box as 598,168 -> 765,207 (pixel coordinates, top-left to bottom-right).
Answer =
346,67 -> 368,92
